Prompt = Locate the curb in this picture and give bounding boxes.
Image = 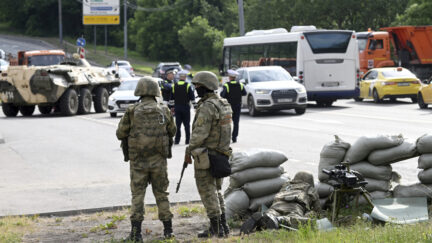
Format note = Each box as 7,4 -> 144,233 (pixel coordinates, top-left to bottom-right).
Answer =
0,200 -> 202,218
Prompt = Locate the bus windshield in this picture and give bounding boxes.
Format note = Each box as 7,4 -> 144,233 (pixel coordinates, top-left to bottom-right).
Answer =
304,32 -> 352,54
27,55 -> 65,66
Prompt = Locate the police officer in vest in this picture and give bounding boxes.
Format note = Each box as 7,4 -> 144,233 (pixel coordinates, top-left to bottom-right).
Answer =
170,70 -> 195,144
220,69 -> 246,143
160,69 -> 175,107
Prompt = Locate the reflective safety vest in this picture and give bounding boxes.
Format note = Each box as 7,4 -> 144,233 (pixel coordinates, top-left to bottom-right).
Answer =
172,81 -> 191,105
224,81 -> 244,105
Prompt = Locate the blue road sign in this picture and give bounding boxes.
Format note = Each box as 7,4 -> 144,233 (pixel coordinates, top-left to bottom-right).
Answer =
76,37 -> 86,47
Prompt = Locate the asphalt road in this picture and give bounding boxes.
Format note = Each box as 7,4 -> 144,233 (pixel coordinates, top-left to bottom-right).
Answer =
0,34 -> 57,56
0,99 -> 431,216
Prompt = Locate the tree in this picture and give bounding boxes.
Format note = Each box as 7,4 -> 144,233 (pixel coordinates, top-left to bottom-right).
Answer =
393,0 -> 432,25
178,16 -> 225,65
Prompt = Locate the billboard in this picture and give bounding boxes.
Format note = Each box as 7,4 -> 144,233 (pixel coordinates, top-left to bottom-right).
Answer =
83,0 -> 120,25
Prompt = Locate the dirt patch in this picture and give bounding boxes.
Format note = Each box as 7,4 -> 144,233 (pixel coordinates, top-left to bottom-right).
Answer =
20,203 -> 240,242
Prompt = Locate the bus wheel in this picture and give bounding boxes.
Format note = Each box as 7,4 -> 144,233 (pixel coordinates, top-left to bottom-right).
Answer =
354,97 -> 363,102
316,100 -> 333,107
373,89 -> 382,103
418,93 -> 428,109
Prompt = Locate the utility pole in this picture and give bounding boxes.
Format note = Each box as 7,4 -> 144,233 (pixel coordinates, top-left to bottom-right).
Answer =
58,0 -> 63,47
124,0 -> 128,59
94,26 -> 97,52
105,25 -> 108,54
237,0 -> 245,36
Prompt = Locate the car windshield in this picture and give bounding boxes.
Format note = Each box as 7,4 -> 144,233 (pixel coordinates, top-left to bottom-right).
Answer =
28,55 -> 64,66
162,65 -> 181,71
118,80 -> 138,91
118,69 -> 132,78
357,38 -> 367,51
381,69 -> 417,78
249,69 -> 293,82
304,32 -> 352,54
118,62 -> 129,66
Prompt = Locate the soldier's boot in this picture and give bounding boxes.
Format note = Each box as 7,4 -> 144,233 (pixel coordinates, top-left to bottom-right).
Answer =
262,213 -> 280,230
197,216 -> 224,238
125,220 -> 143,242
240,212 -> 263,234
220,213 -> 230,235
162,220 -> 174,239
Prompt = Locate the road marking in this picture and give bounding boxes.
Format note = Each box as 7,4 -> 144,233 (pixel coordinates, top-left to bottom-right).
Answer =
325,111 -> 432,124
295,117 -> 343,124
77,116 -> 117,127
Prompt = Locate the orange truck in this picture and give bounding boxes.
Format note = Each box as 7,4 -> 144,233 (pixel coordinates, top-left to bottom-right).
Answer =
357,26 -> 432,80
8,50 -> 65,66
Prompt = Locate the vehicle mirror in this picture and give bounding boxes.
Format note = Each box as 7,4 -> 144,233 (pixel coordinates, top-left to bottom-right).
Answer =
293,76 -> 300,82
422,79 -> 431,84
219,64 -> 224,75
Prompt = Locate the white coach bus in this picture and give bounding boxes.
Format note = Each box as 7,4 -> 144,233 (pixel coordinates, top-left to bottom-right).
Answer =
220,27 -> 360,106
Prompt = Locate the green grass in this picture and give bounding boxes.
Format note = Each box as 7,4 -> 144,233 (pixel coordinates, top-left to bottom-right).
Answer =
0,216 -> 35,242
176,205 -> 206,218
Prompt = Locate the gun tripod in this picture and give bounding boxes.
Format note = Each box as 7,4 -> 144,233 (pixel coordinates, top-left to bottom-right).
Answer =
330,186 -> 374,223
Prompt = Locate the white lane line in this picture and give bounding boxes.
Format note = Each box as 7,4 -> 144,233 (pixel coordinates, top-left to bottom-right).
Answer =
77,116 -> 117,127
295,117 -> 344,124
325,112 -> 432,124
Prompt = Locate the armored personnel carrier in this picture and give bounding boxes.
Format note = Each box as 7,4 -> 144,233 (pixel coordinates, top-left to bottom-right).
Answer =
0,55 -> 120,116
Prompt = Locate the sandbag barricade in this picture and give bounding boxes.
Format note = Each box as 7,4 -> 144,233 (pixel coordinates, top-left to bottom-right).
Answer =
417,135 -> 432,185
224,149 -> 289,219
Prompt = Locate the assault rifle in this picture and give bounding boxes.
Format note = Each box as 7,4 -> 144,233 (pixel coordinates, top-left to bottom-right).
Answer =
176,162 -> 188,193
121,138 -> 129,162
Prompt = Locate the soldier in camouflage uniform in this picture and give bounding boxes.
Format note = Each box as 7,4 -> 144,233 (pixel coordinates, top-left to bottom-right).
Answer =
116,76 -> 176,241
241,171 -> 321,233
184,71 -> 233,238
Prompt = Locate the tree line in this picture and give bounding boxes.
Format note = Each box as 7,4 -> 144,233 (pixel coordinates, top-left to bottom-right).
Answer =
0,0 -> 430,66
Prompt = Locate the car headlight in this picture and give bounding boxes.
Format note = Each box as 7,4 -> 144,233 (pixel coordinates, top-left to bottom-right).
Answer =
255,89 -> 271,94
109,96 -> 115,101
295,87 -> 306,93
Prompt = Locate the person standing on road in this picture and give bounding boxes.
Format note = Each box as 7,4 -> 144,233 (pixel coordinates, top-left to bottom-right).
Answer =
170,70 -> 195,144
184,71 -> 233,238
160,69 -> 175,107
184,64 -> 193,79
220,69 -> 246,143
116,77 -> 176,241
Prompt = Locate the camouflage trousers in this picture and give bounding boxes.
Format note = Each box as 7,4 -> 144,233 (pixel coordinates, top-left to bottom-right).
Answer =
266,207 -> 311,229
195,169 -> 225,218
129,155 -> 173,222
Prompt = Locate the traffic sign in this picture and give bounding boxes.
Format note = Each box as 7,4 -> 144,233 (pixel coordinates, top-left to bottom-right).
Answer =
83,15 -> 120,25
83,0 -> 120,25
76,37 -> 86,47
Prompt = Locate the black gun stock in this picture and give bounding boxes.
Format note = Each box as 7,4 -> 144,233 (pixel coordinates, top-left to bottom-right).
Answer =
176,162 -> 188,193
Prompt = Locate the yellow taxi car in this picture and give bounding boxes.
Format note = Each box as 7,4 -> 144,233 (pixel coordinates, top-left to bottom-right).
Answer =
418,79 -> 432,109
355,67 -> 421,103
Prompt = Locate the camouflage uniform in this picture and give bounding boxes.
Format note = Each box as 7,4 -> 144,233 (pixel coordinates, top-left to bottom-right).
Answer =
186,92 -> 232,218
116,77 -> 176,240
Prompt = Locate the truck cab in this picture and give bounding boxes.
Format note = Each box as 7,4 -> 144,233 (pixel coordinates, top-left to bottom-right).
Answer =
9,50 -> 65,66
357,31 -> 394,76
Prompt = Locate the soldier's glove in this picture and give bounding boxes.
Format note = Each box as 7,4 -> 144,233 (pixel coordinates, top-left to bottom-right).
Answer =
185,153 -> 192,164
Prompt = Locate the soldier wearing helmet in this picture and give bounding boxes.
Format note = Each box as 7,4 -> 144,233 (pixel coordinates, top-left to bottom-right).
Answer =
116,76 -> 176,241
185,71 -> 233,238
241,171 -> 321,234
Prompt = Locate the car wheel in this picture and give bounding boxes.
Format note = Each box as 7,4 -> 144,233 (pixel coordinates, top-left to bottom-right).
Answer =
373,89 -> 381,103
19,105 -> 35,116
354,97 -> 363,102
295,108 -> 306,115
38,105 -> 53,115
411,97 -> 418,103
248,96 -> 259,116
2,103 -> 19,117
60,89 -> 79,116
418,93 -> 428,109
78,88 -> 92,114
94,87 -> 109,113
110,112 -> 117,117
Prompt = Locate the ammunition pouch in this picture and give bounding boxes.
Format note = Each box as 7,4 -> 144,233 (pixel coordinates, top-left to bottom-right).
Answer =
191,147 -> 210,170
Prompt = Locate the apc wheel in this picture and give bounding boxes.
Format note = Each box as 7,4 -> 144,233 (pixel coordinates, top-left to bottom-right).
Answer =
60,88 -> 79,116
295,108 -> 306,115
19,105 -> 35,116
94,87 -> 109,113
110,112 -> 117,117
247,96 -> 259,116
411,97 -> 418,103
38,105 -> 52,115
418,93 -> 428,109
354,97 -> 363,102
373,89 -> 382,103
78,88 -> 92,114
2,103 -> 19,117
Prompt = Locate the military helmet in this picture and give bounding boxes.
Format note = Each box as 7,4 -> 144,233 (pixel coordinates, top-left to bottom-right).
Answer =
293,171 -> 314,186
192,71 -> 219,90
134,76 -> 161,97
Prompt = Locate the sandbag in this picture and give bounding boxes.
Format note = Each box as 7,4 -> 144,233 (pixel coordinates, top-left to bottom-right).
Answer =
418,154 -> 432,169
417,134 -> 432,154
350,162 -> 392,181
358,191 -> 392,205
248,193 -> 277,211
243,175 -> 290,199
225,189 -> 250,219
230,149 -> 288,173
316,182 -> 334,198
393,183 -> 432,198
364,177 -> 391,192
418,168 -> 432,184
230,167 -> 284,188
318,135 -> 350,182
368,140 -> 418,165
344,135 -> 403,164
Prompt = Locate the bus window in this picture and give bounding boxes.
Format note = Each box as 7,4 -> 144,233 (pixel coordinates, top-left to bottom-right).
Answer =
304,32 -> 351,54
